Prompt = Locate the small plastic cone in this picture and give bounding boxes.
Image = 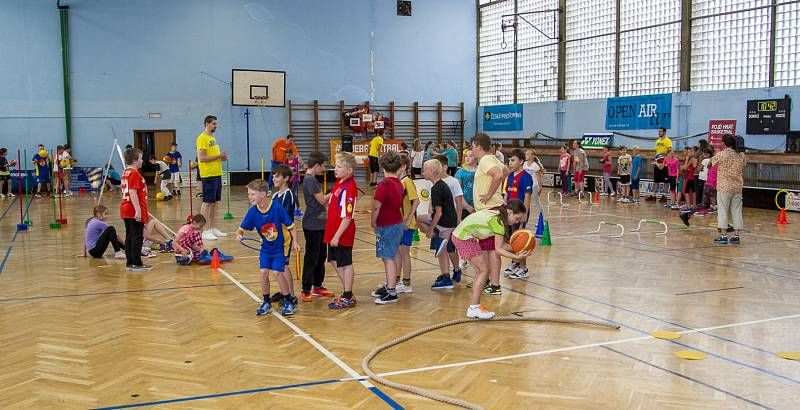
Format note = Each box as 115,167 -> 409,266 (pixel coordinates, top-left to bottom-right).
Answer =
210,249 -> 221,269
777,209 -> 789,225
540,221 -> 552,246
593,191 -> 600,202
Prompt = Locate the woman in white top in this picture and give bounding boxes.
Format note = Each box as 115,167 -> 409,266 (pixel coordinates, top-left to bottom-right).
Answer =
410,139 -> 425,179
523,149 -> 544,219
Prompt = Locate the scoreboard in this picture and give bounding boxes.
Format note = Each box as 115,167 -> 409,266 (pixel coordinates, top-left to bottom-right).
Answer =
746,97 -> 791,134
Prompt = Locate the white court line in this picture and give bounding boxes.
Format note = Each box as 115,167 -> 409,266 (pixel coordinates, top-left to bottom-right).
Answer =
331,312 -> 800,379
216,267 -> 381,393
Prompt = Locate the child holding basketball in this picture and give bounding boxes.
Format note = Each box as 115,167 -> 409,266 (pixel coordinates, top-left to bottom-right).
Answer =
418,159 -> 458,290
503,149 -> 533,279
120,148 -> 152,272
395,155 -> 419,293
149,156 -> 173,201
300,152 -> 333,302
270,164 -> 299,306
53,145 -> 66,197
84,205 -> 125,259
32,145 -> 51,199
451,200 -> 530,319
324,152 -> 359,309
238,179 -> 301,316
369,151 -> 405,304
174,214 -> 206,265
167,142 -> 182,196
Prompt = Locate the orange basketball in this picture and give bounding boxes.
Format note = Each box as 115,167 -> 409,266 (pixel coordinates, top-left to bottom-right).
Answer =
510,229 -> 536,254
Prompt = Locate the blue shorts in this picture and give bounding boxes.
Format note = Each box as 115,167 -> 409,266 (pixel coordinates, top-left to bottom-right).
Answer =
202,175 -> 222,203
631,179 -> 640,190
37,175 -> 51,184
376,223 -> 404,260
260,253 -> 287,271
400,228 -> 415,246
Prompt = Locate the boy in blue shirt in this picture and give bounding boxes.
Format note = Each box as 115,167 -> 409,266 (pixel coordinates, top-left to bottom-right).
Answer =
167,142 -> 183,196
503,149 -> 533,279
630,146 -> 643,205
32,144 -> 52,198
236,179 -> 301,316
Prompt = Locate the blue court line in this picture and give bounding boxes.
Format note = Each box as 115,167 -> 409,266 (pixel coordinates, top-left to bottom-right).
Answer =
92,378 -> 345,409
358,233 -> 800,388
0,199 -> 15,222
369,386 -> 404,409
0,247 -> 11,274
602,347 -> 773,409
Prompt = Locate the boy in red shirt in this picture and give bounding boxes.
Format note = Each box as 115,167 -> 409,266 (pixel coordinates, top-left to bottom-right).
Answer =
120,148 -> 152,272
369,151 -> 405,305
324,152 -> 359,309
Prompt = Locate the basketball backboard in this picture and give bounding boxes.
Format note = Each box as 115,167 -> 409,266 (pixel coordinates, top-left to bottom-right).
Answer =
231,69 -> 286,107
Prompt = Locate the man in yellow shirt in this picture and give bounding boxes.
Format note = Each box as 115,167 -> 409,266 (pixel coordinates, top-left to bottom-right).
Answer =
652,127 -> 672,202
368,134 -> 384,187
196,115 -> 228,241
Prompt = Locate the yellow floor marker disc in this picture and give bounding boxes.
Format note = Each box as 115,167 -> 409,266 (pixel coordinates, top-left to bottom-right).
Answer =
675,350 -> 708,360
651,331 -> 681,340
777,352 -> 800,360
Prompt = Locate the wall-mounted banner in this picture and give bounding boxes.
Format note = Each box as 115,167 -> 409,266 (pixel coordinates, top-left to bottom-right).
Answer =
483,104 -> 523,131
330,139 -> 402,167
580,133 -> 614,150
605,93 -> 672,130
708,120 -> 736,151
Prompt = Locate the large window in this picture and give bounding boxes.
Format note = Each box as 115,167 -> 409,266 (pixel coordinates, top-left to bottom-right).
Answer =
477,0 -> 799,104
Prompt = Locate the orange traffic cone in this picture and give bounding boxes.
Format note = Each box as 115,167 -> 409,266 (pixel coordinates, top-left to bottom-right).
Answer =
593,191 -> 600,202
210,249 -> 221,269
777,209 -> 789,225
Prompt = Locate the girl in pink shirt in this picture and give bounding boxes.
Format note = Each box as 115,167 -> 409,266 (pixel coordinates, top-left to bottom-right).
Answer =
558,145 -> 570,194
664,150 -> 680,207
600,145 -> 614,196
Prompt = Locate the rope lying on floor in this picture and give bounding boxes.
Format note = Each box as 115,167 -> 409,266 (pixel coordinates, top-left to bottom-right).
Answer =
362,316 -> 621,410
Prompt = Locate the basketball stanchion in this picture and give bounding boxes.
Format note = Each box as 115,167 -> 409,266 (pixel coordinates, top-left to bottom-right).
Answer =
223,160 -> 234,220
632,219 -> 668,236
48,149 -> 61,230
547,191 -> 565,207
775,189 -> 790,225
587,221 -> 624,238
15,150 -> 27,231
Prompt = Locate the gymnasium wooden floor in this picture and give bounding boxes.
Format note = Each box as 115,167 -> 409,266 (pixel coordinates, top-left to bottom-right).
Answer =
1,186 -> 799,409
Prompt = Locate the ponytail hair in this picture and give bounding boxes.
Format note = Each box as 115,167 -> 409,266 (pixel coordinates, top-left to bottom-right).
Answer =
186,213 -> 206,225
497,199 -> 527,239
526,149 -> 545,173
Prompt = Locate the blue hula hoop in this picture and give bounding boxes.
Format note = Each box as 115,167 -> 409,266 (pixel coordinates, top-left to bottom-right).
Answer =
239,237 -> 263,252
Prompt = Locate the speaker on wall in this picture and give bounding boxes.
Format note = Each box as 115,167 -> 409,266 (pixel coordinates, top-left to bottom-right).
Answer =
397,1 -> 412,16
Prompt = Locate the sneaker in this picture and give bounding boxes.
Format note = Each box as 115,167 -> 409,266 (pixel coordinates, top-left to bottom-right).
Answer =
466,305 -> 495,319
622,198 -> 632,204
141,249 -> 157,259
679,212 -> 691,227
729,236 -> 741,244
35,194 -> 42,198
371,285 -> 388,298
431,275 -> 454,290
300,291 -> 312,302
670,205 -> 680,210
256,301 -> 271,315
616,197 -> 624,202
0,194 -> 4,198
159,240 -> 174,253
610,192 -> 615,196
396,283 -> 413,293
726,225 -> 735,233
195,192 -> 203,198
663,203 -> 671,208
211,228 -> 228,237
503,262 -> 520,276
509,268 -> 529,279
281,299 -> 296,316
8,193 -> 15,198
176,190 -> 181,196
452,268 -> 462,283
114,250 -> 126,259
328,296 -> 357,309
126,264 -> 153,272
599,192 -> 608,196
202,231 -> 218,241
713,235 -> 729,245
311,287 -> 335,297
375,293 -> 398,305
483,284 -> 502,295
270,292 -> 284,303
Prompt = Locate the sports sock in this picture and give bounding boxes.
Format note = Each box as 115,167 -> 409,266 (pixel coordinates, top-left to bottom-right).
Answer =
342,291 -> 354,299
387,288 -> 397,296
262,294 -> 269,302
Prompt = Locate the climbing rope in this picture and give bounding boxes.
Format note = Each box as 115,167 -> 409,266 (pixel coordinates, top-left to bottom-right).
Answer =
362,315 -> 621,410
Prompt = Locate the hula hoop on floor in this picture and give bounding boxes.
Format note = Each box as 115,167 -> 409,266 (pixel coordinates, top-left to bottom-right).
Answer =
239,237 -> 263,252
775,189 -> 789,210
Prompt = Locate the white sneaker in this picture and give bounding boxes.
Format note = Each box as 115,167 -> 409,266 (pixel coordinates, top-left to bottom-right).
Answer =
7,192 -> 15,198
610,192 -> 615,196
202,230 -> 218,241
0,194 -> 5,198
211,228 -> 227,237
466,305 -> 495,319
396,283 -> 413,293
114,251 -> 126,259
616,197 -> 624,202
509,268 -> 529,279
141,249 -> 157,258
502,262 -> 519,276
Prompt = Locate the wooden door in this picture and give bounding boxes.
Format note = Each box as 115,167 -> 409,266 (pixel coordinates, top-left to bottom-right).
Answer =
154,131 -> 176,159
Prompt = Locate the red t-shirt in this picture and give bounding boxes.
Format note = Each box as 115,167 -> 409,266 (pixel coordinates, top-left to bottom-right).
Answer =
602,153 -> 612,173
373,177 -> 403,227
324,176 -> 357,246
120,167 -> 149,222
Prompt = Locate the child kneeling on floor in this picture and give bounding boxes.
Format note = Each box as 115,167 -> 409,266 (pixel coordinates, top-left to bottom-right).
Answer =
175,214 -> 234,265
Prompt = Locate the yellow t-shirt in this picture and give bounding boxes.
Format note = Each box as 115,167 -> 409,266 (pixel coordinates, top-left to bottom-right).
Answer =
196,132 -> 222,178
401,176 -> 419,230
474,154 -> 505,211
655,137 -> 672,155
369,136 -> 384,157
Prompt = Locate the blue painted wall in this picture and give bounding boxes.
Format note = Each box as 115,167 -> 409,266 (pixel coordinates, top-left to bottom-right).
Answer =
480,86 -> 800,151
0,0 -> 477,169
